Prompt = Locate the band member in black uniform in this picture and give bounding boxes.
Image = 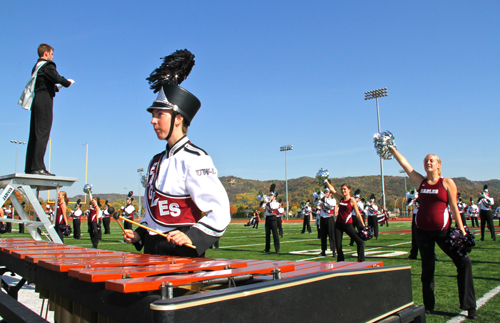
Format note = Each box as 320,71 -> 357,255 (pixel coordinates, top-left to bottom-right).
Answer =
102,200 -> 111,234
478,185 -> 496,241
24,44 -> 73,175
457,194 -> 467,227
277,198 -> 284,238
300,201 -> 312,234
55,191 -> 69,242
72,199 -> 82,239
123,50 -> 230,257
122,193 -> 135,231
316,188 -> 337,257
261,184 -> 280,253
468,199 -> 479,228
367,195 -> 379,240
88,198 -> 100,248
390,146 -> 478,319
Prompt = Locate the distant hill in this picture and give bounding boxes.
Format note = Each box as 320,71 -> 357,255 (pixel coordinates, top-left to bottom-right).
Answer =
68,176 -> 500,211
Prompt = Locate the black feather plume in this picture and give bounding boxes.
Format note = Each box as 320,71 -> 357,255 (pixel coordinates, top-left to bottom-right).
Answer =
128,191 -> 134,198
278,198 -> 283,203
354,189 -> 361,196
77,199 -> 81,204
370,194 -> 376,201
147,49 -> 195,93
269,184 -> 276,193
483,185 -> 488,190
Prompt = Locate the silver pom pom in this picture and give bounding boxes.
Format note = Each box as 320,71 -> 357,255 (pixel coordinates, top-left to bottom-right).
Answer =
141,175 -> 148,188
373,131 -> 396,160
315,168 -> 329,185
83,183 -> 92,194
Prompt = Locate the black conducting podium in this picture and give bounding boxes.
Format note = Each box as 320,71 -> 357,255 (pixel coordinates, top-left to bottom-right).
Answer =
0,173 -> 77,244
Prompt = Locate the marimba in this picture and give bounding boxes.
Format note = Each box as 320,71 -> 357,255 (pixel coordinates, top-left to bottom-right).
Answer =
0,239 -> 424,323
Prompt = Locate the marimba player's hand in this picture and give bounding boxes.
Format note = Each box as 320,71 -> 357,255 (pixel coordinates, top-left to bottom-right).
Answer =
123,230 -> 139,243
166,230 -> 193,247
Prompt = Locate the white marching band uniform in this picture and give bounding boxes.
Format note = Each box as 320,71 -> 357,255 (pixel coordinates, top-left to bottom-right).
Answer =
140,136 -> 230,255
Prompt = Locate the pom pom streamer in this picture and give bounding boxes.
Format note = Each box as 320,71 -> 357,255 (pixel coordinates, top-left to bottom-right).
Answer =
358,226 -> 374,241
446,226 -> 476,257
315,168 -> 330,185
373,131 -> 396,160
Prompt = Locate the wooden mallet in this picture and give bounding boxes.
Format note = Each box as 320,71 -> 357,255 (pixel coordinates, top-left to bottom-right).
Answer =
112,212 -> 196,249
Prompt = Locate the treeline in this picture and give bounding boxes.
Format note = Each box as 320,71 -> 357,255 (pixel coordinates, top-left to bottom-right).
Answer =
220,175 -> 500,217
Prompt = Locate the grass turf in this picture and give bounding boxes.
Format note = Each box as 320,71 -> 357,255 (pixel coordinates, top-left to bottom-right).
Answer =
3,220 -> 499,322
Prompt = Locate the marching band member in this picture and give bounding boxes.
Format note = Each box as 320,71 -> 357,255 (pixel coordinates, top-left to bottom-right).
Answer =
478,185 -> 496,241
316,188 -> 337,257
277,198 -> 284,238
102,200 -> 111,234
367,195 -> 379,240
406,195 -> 419,260
55,191 -> 69,242
389,146 -> 478,319
457,194 -> 468,227
300,201 -> 312,234
88,197 -> 100,248
326,182 -> 365,262
124,50 -> 230,257
261,184 -> 280,253
122,195 -> 135,231
468,199 -> 479,228
313,206 -> 321,238
72,199 -> 82,239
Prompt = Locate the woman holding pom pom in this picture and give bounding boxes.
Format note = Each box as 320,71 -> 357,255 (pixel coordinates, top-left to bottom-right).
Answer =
388,146 -> 478,319
325,182 -> 366,262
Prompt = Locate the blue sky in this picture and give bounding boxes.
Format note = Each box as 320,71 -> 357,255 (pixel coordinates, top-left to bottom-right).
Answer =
1,1 -> 499,199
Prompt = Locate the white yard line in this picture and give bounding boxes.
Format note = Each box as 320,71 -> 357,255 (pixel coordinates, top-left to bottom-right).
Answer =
446,284 -> 500,323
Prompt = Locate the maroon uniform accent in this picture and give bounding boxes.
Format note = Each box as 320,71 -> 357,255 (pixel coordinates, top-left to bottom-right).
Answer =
55,202 -> 64,225
416,177 -> 451,231
145,153 -> 202,227
338,198 -> 354,224
89,206 -> 98,223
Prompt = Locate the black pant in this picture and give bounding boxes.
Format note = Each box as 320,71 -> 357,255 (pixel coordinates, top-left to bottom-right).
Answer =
479,209 -> 496,240
409,214 -> 419,259
88,222 -> 99,248
335,220 -> 364,262
103,217 -> 111,234
55,223 -> 64,243
349,215 -> 360,245
73,218 -> 81,239
415,228 -> 476,311
124,218 -> 133,230
19,223 -> 24,234
319,216 -> 335,255
277,217 -> 283,237
264,216 -> 280,252
25,91 -> 53,173
301,216 -> 311,233
368,216 -> 379,239
470,216 -> 479,227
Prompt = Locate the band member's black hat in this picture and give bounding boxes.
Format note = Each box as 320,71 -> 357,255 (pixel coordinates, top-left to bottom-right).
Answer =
146,49 -> 200,126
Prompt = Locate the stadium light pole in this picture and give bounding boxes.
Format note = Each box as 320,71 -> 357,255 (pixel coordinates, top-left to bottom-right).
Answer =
365,88 -> 388,208
137,168 -> 144,218
399,169 -> 408,217
280,145 -> 293,220
10,140 -> 26,173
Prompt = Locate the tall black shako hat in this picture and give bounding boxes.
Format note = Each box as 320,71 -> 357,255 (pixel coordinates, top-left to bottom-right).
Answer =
146,49 -> 200,140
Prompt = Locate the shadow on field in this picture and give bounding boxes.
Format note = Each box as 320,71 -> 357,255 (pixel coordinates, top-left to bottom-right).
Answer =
428,309 -> 464,318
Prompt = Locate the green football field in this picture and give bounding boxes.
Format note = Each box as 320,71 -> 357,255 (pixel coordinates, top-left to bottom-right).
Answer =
3,220 -> 500,322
